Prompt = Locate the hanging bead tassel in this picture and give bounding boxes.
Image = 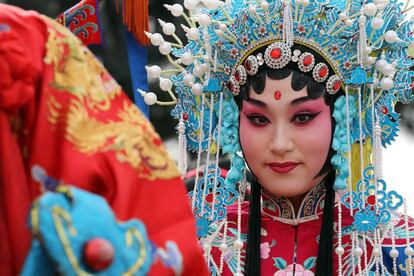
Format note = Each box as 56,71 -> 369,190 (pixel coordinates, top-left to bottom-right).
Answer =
336,200 -> 344,276
192,94 -> 206,211
404,200 -> 414,275
283,0 -> 294,47
390,223 -> 399,276
177,115 -> 188,177
200,95 -> 216,216
373,121 -> 383,179
345,85 -> 354,216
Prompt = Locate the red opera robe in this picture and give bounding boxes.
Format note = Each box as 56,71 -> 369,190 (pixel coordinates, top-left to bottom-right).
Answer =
0,4 -> 208,276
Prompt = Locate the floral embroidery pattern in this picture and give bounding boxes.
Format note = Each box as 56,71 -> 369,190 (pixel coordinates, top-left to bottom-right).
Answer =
273,257 -> 316,276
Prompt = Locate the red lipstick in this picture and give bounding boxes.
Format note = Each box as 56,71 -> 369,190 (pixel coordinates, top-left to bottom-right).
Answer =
268,162 -> 299,173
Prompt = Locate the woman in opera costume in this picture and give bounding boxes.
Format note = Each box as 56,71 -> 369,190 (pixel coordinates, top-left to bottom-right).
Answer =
145,0 -> 414,274
0,4 -> 209,276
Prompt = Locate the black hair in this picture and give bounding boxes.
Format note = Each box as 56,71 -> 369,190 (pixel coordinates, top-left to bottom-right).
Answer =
236,66 -> 340,276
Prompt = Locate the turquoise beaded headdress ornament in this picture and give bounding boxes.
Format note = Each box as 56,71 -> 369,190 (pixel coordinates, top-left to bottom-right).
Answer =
142,0 -> 414,273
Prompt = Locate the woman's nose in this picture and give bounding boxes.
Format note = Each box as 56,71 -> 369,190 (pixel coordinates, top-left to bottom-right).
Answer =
269,125 -> 294,155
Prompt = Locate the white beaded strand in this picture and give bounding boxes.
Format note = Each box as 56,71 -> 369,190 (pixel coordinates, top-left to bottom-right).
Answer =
177,115 -> 188,176
219,219 -> 229,274
390,223 -> 398,276
351,229 -> 356,276
282,0 -> 294,47
200,94 -> 216,215
211,91 -> 224,220
357,87 -> 366,204
345,85 -> 354,216
235,191 -> 243,275
404,200 -> 413,275
192,94 -> 206,211
354,231 -> 363,274
336,199 -> 344,276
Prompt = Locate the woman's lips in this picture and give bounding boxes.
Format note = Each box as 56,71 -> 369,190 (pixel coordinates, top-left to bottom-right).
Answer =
267,162 -> 299,173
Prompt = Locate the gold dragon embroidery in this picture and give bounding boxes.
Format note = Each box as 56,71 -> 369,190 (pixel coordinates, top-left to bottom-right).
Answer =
42,16 -> 179,180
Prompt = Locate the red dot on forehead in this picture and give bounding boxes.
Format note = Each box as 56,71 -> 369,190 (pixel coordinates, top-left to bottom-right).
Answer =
274,90 -> 282,100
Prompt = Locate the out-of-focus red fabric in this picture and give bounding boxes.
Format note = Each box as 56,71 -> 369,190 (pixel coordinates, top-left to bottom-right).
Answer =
0,5 -> 208,276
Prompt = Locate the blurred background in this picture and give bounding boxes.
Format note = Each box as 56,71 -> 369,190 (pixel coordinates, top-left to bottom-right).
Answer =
2,0 -> 414,209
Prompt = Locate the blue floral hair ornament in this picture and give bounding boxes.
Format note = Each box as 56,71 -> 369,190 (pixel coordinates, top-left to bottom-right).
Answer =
331,95 -> 357,191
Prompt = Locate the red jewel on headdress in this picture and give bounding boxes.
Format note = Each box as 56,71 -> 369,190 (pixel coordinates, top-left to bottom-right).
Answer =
274,90 -> 282,100
183,113 -> 189,121
235,71 -> 240,81
303,55 -> 313,66
206,193 -> 214,203
319,66 -> 328,78
333,80 -> 341,91
270,48 -> 282,59
381,106 -> 388,114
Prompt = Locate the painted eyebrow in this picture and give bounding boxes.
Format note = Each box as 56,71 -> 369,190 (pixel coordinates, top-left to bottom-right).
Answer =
245,98 -> 267,107
291,96 -> 312,106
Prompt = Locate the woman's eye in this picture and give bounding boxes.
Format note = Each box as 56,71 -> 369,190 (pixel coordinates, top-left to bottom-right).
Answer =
247,115 -> 269,126
292,112 -> 319,124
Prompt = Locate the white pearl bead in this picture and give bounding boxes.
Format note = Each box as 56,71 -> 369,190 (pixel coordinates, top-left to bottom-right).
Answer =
354,247 -> 363,257
233,239 -> 244,249
181,52 -> 194,65
159,77 -> 172,91
193,65 -> 204,77
335,246 -> 345,256
205,0 -> 219,10
171,4 -> 184,17
146,65 -> 162,78
373,77 -> 379,87
261,1 -> 269,10
191,83 -> 204,95
186,28 -> 200,40
159,42 -> 172,55
380,77 -> 394,90
384,30 -> 400,43
345,19 -> 353,27
405,246 -> 414,256
375,59 -> 387,72
302,0 -> 309,5
389,248 -> 399,258
144,92 -> 157,105
200,63 -> 209,73
373,246 -> 381,257
219,243 -> 228,251
363,3 -> 377,17
215,30 -> 224,37
178,121 -> 185,134
371,17 -> 384,29
339,12 -> 347,20
183,73 -> 195,87
219,23 -> 227,31
162,23 -> 175,36
382,64 -> 395,77
198,13 -> 211,27
184,0 -> 199,10
363,46 -> 372,54
150,33 -> 164,46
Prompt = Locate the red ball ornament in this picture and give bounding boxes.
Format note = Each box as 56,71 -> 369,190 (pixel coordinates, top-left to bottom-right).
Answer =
83,238 -> 114,272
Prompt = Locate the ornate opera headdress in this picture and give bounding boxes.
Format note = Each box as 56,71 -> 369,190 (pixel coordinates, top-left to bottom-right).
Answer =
141,0 -> 414,274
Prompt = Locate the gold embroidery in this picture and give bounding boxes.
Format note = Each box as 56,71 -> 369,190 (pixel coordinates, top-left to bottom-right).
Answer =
43,17 -> 179,180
